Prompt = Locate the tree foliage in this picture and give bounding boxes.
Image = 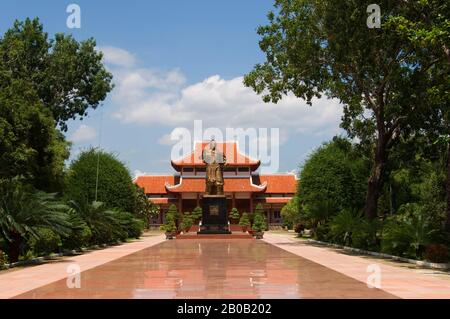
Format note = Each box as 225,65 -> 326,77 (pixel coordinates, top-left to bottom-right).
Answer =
299,137 -> 369,224
0,18 -> 113,131
244,0 -> 446,219
65,149 -> 137,213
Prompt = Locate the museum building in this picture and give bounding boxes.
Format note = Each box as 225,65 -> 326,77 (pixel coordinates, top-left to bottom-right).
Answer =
134,141 -> 297,227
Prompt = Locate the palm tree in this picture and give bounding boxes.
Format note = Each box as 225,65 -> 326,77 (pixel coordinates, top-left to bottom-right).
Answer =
68,200 -> 125,244
0,178 -> 71,262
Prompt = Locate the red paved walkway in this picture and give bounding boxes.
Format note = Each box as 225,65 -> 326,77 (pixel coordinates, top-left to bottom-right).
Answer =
263,233 -> 450,299
10,238 -> 393,299
2,232 -> 449,298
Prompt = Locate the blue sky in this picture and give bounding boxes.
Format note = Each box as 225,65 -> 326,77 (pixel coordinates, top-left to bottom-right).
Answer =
1,0 -> 343,176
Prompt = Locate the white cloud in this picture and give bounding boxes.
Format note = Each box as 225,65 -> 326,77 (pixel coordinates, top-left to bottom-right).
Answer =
103,46 -> 343,148
70,125 -> 97,143
112,73 -> 342,133
97,46 -> 136,68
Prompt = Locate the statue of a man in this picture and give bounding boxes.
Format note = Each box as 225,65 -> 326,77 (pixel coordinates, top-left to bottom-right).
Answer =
202,138 -> 226,195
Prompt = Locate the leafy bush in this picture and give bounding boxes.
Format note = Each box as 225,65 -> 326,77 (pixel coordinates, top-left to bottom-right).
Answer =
0,178 -> 71,262
191,206 -> 202,223
239,212 -> 251,229
61,209 -> 92,250
161,205 -> 177,233
229,208 -> 240,223
329,209 -> 362,246
252,213 -> 266,233
381,204 -> 437,259
424,244 -> 449,263
281,197 -> 300,229
298,137 -> 369,225
28,227 -> 62,256
115,211 -> 145,239
0,250 -> 8,266
329,209 -> 381,250
181,213 -> 193,231
65,149 -> 137,213
314,223 -> 331,242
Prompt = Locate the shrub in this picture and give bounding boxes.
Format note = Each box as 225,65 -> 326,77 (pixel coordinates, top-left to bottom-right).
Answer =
161,206 -> 177,233
0,250 -> 8,266
381,204 -> 437,259
229,208 -> 240,223
61,209 -> 92,250
191,206 -> 202,223
252,213 -> 267,233
314,223 -> 331,241
329,209 -> 362,246
239,212 -> 251,229
65,149 -> 137,213
181,213 -> 193,231
28,228 -> 62,256
281,197 -> 300,229
424,244 -> 449,263
115,211 -> 145,239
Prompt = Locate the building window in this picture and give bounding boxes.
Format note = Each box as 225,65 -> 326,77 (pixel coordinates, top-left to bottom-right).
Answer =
273,211 -> 281,219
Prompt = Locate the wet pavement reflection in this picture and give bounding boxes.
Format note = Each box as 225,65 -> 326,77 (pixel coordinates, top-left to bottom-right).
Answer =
16,239 -> 395,298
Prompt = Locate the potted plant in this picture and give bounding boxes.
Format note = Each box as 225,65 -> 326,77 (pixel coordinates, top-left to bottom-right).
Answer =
181,213 -> 193,233
239,212 -> 250,232
191,206 -> 202,224
160,206 -> 177,239
252,213 -> 267,239
229,208 -> 240,224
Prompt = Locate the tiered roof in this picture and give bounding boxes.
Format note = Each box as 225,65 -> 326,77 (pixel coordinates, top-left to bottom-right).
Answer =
171,141 -> 260,171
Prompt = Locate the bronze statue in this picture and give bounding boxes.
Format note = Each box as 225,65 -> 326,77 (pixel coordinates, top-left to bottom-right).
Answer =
202,138 -> 226,195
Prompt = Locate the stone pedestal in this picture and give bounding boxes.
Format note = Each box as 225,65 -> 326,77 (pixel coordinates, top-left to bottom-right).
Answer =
198,195 -> 231,234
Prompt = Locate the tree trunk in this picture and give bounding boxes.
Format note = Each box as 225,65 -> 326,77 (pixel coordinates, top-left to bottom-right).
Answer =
7,232 -> 23,263
445,142 -> 450,232
364,137 -> 387,219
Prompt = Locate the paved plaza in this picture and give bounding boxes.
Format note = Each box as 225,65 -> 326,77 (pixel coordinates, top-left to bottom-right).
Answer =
1,232 -> 449,299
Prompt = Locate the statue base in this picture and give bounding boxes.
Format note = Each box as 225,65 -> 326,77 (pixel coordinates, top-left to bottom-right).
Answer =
198,195 -> 231,234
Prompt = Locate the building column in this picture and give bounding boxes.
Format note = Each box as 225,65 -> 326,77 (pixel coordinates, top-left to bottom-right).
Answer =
232,193 -> 236,209
269,205 -> 272,225
178,195 -> 183,214
196,193 -> 200,208
250,196 -> 253,214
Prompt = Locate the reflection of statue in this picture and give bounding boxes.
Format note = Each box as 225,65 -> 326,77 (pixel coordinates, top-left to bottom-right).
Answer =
202,138 -> 226,195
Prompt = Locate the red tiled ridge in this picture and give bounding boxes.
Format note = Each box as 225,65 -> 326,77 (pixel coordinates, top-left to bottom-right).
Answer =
171,141 -> 260,169
166,177 -> 266,193
264,197 -> 292,204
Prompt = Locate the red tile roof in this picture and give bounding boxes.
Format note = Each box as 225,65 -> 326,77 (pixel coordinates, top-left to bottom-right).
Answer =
135,174 -> 297,195
135,175 -> 176,194
171,141 -> 260,170
258,175 -> 297,194
165,178 -> 267,193
264,197 -> 292,204
149,198 -> 170,204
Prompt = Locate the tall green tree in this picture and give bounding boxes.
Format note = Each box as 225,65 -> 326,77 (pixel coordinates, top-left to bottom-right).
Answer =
386,0 -> 450,230
244,0 -> 441,219
298,137 -> 369,224
0,18 -> 113,191
0,18 -> 113,131
0,78 -> 70,191
65,149 -> 137,213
